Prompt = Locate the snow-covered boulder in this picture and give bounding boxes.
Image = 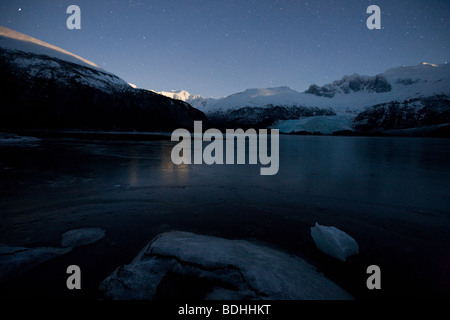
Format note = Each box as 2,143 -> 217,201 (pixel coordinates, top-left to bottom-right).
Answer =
311,223 -> 359,262
99,231 -> 352,300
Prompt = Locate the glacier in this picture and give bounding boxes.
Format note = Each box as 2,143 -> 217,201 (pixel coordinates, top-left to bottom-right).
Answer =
155,63 -> 450,134
272,115 -> 354,134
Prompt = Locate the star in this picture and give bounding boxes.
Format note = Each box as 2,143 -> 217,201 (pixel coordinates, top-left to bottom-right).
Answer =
18,8 -> 22,11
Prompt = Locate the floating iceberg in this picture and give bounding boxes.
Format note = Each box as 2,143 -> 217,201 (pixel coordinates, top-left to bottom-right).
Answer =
99,231 -> 352,300
0,227 -> 105,282
311,223 -> 359,262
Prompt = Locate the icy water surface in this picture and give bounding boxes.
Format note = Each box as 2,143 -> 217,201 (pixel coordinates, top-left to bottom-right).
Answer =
0,134 -> 449,299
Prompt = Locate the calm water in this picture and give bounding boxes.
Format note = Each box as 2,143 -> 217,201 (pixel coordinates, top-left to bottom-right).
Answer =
0,135 -> 449,299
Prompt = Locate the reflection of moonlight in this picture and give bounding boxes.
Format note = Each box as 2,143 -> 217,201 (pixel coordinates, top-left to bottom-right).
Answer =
159,142 -> 190,184
128,158 -> 139,187
128,146 -> 141,187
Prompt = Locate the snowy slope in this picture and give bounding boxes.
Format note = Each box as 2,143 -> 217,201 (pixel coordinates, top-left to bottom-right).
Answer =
353,95 -> 450,132
156,63 -> 449,123
156,89 -> 191,101
0,27 -> 207,131
170,62 -> 448,133
154,89 -> 215,110
206,86 -> 318,112
203,63 -> 450,115
0,26 -> 130,91
0,26 -> 103,71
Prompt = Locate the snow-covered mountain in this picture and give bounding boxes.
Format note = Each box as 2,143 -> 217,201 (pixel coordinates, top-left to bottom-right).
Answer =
0,26 -> 107,72
0,26 -> 206,131
208,63 -> 449,113
154,89 -> 214,110
0,26 -> 131,91
158,63 -> 450,134
353,95 -> 450,132
156,90 -> 192,101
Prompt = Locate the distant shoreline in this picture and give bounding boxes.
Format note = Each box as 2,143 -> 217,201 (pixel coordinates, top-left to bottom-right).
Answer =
1,123 -> 449,141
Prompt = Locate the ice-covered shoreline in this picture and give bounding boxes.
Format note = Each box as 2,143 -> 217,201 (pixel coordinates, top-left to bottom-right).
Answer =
0,227 -> 105,283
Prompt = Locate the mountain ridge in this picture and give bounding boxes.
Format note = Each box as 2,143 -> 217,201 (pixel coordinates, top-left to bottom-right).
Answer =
0,26 -> 207,132
155,62 -> 450,134
0,26 -> 105,72
156,62 -> 449,114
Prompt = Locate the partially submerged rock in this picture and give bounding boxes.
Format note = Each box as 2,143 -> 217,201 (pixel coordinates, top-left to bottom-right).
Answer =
99,231 -> 352,300
311,223 -> 359,262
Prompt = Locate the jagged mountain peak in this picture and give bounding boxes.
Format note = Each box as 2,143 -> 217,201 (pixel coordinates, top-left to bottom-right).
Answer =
305,73 -> 392,98
155,89 -> 192,101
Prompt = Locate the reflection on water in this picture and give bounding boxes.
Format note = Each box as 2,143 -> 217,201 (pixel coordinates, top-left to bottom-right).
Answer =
111,136 -> 450,213
0,135 -> 449,298
2,136 -> 449,213
158,142 -> 192,185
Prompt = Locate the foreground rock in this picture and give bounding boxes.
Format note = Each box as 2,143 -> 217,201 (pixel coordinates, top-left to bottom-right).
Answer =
99,231 -> 352,300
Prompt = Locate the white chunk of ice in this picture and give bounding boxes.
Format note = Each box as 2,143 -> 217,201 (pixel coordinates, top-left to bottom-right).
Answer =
311,223 -> 359,262
0,245 -> 71,282
0,133 -> 40,146
100,231 -> 353,300
0,227 -> 105,282
61,227 -> 105,248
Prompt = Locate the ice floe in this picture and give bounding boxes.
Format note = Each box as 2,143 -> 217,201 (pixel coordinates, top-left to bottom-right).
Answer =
0,133 -> 40,146
99,231 -> 352,300
0,227 -> 105,282
0,245 -> 71,282
311,223 -> 359,262
61,227 -> 105,248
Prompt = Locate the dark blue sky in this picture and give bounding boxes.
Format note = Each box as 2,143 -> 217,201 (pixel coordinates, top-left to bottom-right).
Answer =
1,0 -> 449,97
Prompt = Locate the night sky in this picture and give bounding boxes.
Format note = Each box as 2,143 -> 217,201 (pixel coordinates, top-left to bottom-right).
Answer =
0,0 -> 448,98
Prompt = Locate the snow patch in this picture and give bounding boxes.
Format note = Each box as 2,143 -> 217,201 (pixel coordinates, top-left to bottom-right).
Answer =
99,231 -> 352,300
